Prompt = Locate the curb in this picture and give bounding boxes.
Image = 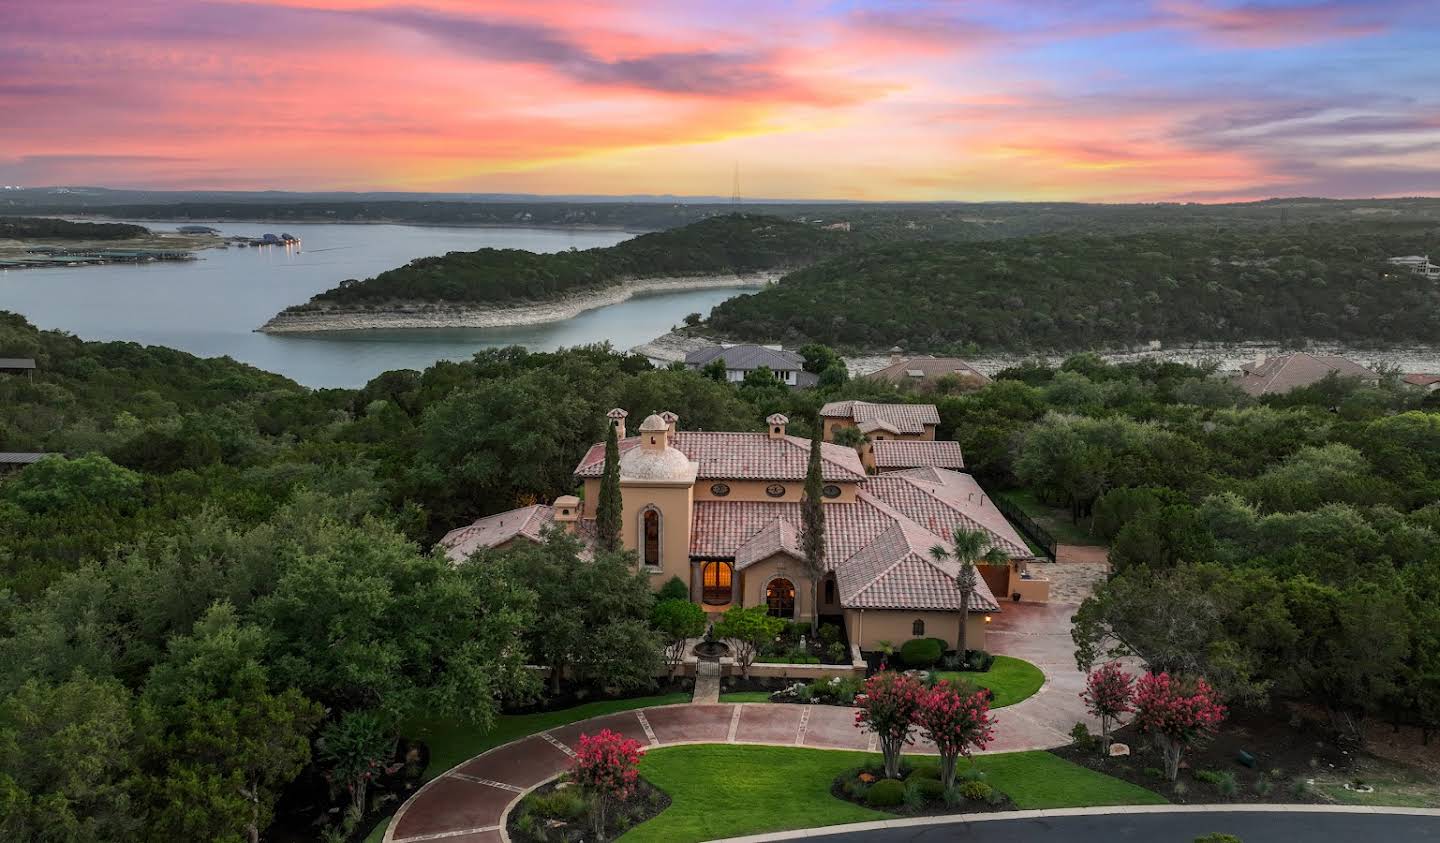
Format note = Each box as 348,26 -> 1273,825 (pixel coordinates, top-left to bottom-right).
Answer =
707,803 -> 1440,842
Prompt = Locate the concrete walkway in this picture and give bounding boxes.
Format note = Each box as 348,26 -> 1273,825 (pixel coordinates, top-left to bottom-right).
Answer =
692,660 -> 721,703
383,601 -> 1095,843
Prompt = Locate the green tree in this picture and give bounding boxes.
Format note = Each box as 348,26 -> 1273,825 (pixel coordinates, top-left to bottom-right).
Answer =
596,420 -> 623,552
2,454 -> 142,515
316,709 -> 394,820
701,358 -> 728,383
928,527 -> 1007,657
0,673 -> 139,843
713,605 -> 785,679
800,423 -> 827,634
652,599 -> 706,678
798,343 -> 842,374
139,604 -> 322,843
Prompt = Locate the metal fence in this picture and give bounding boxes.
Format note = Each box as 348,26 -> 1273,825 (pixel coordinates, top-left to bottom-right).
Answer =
994,493 -> 1058,561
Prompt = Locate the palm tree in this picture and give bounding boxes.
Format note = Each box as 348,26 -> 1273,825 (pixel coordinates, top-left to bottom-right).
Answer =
929,527 -> 1008,659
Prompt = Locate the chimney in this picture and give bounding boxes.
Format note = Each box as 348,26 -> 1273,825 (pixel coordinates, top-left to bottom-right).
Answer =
638,413 -> 669,451
606,407 -> 628,439
889,346 -> 904,366
553,495 -> 580,533
766,413 -> 789,439
660,410 -> 679,434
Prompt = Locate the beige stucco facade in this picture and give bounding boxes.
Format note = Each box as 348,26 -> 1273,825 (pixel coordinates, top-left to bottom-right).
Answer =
844,608 -> 990,652
618,478 -> 694,586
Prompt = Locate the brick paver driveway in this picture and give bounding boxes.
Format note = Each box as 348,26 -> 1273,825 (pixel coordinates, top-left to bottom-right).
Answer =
383,601 -> 1095,843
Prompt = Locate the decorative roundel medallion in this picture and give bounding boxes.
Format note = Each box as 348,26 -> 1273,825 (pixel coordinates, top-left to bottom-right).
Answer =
710,482 -> 731,497
822,484 -> 842,499
765,483 -> 786,498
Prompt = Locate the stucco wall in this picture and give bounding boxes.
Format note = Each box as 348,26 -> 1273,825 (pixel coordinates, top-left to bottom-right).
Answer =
740,554 -> 814,619
844,609 -> 990,653
619,480 -> 694,587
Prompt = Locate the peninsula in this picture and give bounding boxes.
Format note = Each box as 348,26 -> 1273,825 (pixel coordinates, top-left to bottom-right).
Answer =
258,214 -> 851,333
0,216 -> 220,269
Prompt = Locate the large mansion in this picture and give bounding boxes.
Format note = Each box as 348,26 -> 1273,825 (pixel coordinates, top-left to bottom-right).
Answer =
442,404 -> 1046,652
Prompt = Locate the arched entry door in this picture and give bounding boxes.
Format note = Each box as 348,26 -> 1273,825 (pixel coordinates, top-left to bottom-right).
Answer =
701,560 -> 733,605
766,578 -> 796,618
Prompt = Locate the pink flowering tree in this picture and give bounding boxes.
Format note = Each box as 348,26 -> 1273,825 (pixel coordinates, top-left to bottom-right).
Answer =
1132,672 -> 1226,781
572,729 -> 643,837
854,671 -> 925,779
1081,662 -> 1135,748
915,680 -> 996,789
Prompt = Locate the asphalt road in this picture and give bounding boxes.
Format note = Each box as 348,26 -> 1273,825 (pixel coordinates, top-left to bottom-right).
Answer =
803,811 -> 1440,842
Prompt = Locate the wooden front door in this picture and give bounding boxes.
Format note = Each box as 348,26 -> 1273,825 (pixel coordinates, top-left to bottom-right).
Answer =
702,560 -> 732,605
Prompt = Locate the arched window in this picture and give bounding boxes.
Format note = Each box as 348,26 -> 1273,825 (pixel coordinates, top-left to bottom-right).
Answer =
702,560 -> 732,605
912,619 -> 925,637
641,507 -> 661,569
824,579 -> 836,605
766,578 -> 796,618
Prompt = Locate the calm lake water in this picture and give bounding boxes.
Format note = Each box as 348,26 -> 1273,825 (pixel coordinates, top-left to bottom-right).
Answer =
0,220 -> 753,387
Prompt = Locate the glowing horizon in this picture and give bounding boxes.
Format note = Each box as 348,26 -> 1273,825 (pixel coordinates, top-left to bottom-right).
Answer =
3,0 -> 1438,202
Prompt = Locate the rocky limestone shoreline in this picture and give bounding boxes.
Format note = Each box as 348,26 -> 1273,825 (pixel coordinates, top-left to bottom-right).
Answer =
256,272 -> 778,333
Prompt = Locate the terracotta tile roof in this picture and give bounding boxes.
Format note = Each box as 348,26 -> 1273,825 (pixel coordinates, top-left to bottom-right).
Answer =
575,431 -> 866,482
1233,353 -> 1378,396
835,521 -> 1000,612
439,505 -> 554,562
864,470 -> 1029,557
819,400 -> 940,434
691,499 -> 893,564
872,440 -> 965,470
864,356 -> 990,386
1403,373 -> 1440,387
733,518 -> 802,570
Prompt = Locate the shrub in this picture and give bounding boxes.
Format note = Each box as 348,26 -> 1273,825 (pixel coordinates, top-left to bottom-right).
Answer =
1194,770 -> 1224,785
900,638 -> 943,668
902,780 -> 926,809
964,649 -> 995,672
1194,835 -> 1243,843
1070,722 -> 1098,752
1253,777 -> 1273,797
959,780 -> 993,801
1290,778 -> 1312,799
818,623 -> 842,646
1215,772 -> 1239,798
1144,767 -> 1165,780
911,765 -> 941,781
914,777 -> 946,801
657,576 -> 690,602
826,642 -> 849,663
943,784 -> 964,807
865,778 -> 907,807
527,787 -> 589,821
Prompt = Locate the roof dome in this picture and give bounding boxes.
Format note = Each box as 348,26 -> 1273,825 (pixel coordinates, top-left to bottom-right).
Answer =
637,413 -> 669,432
620,444 -> 695,481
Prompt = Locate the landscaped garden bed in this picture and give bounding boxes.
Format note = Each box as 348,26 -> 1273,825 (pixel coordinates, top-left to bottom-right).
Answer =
718,653 -> 1044,710
1052,708 -> 1356,805
508,776 -> 669,842
831,759 -> 1014,815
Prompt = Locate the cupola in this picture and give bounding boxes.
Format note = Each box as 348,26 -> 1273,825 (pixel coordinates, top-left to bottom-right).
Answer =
553,495 -> 580,532
766,413 -> 789,439
638,412 -> 670,451
660,410 -> 679,434
606,407 -> 629,438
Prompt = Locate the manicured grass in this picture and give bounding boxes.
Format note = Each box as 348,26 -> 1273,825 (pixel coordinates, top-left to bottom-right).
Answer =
1004,489 -> 1104,547
623,745 -> 888,842
719,691 -> 775,703
363,693 -> 690,843
937,655 -> 1046,708
624,744 -> 1166,842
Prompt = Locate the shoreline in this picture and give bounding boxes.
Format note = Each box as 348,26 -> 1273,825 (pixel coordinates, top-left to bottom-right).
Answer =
256,272 -> 777,333
73,214 -> 651,235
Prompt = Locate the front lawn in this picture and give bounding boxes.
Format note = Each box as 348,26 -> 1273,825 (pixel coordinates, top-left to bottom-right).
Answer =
623,744 -> 1165,842
938,654 -> 1046,708
718,691 -> 774,703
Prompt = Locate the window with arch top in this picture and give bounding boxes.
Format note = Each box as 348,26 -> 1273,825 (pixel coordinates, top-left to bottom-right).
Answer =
641,507 -> 661,569
912,618 -> 925,637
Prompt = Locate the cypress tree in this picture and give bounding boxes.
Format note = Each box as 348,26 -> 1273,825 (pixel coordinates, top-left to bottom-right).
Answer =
800,420 -> 827,635
596,421 -> 623,552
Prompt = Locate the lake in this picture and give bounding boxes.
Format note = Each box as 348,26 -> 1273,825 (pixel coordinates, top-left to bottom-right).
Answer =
0,220 -> 754,388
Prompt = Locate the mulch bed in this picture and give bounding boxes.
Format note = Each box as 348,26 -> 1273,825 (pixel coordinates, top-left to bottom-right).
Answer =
1051,709 -> 1355,804
507,777 -> 670,842
830,765 -> 1015,816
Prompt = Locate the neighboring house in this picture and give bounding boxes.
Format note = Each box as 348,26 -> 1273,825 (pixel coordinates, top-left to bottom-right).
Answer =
1232,352 -> 1379,397
872,440 -> 965,473
441,409 -> 1046,654
820,400 -> 940,442
1388,255 -> 1440,280
1403,373 -> 1440,393
684,344 -> 818,387
864,350 -> 990,390
0,358 -> 36,377
0,452 -> 49,474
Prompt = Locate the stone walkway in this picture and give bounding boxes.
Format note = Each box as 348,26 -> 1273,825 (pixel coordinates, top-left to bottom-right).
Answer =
383,600 -> 1097,843
692,660 -> 721,704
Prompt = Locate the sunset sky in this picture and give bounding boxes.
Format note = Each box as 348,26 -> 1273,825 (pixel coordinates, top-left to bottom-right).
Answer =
3,0 -> 1437,201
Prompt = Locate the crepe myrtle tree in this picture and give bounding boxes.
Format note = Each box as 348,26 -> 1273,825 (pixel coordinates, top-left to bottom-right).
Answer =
929,527 -> 1008,659
573,729 -> 643,839
916,680 -> 996,790
854,671 -> 926,779
1081,662 -> 1136,749
1132,672 -> 1227,781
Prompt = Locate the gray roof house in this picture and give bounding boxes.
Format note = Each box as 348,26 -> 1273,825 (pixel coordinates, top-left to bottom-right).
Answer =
684,345 -> 818,388
0,358 -> 36,375
1233,352 -> 1379,397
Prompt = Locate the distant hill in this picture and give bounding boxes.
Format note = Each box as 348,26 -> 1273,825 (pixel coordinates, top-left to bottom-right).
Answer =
283,213 -> 855,310
0,216 -> 149,241
703,221 -> 1440,352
